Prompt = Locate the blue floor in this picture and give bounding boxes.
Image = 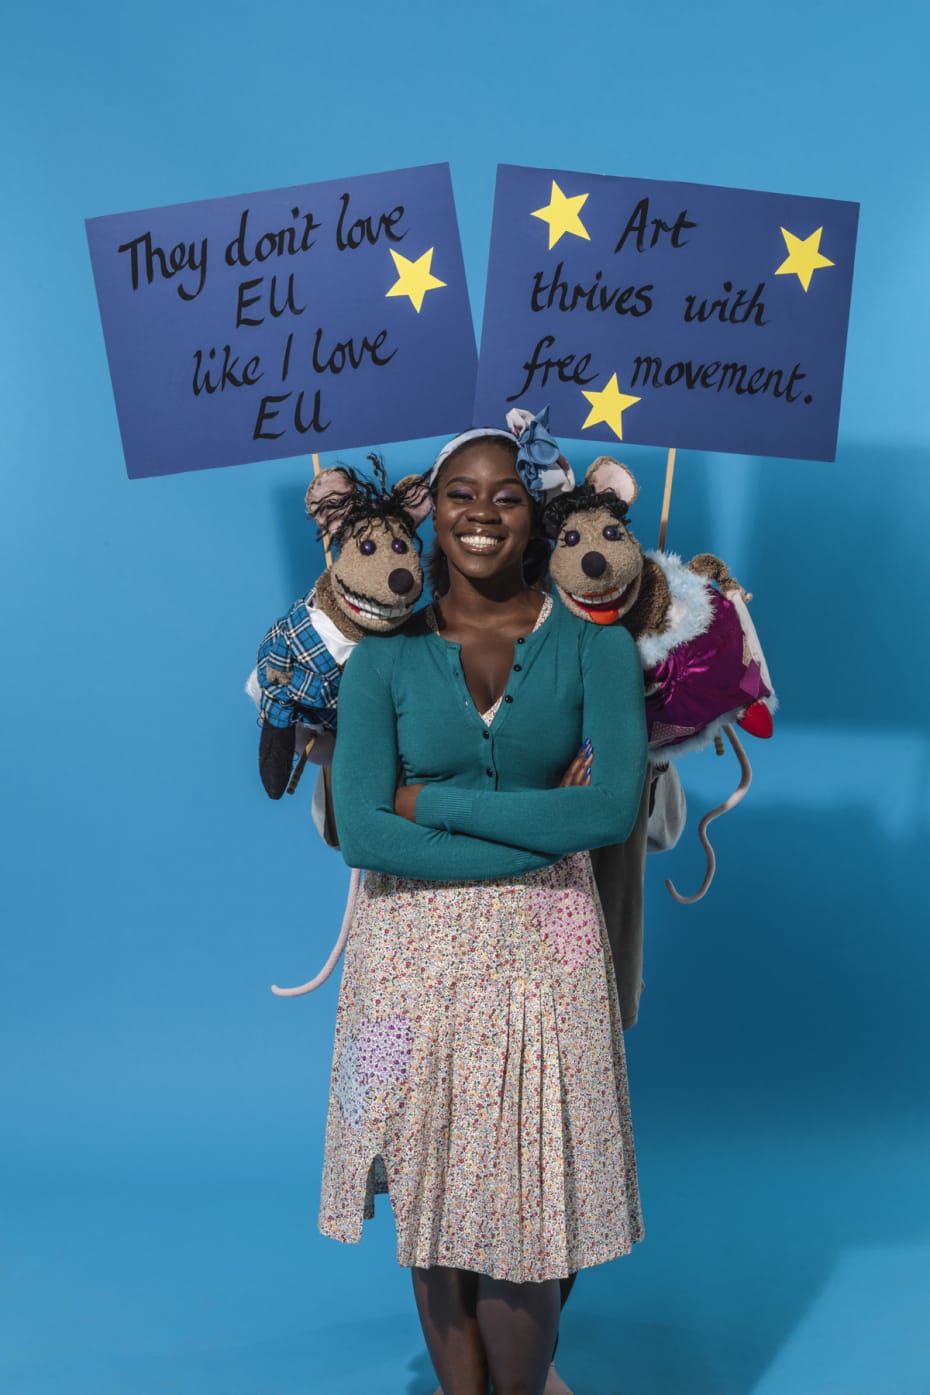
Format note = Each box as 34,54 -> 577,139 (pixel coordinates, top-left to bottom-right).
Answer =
4,1124 -> 928,1395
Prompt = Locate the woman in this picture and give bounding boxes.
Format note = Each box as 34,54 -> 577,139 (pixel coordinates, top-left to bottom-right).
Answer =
321,414 -> 647,1395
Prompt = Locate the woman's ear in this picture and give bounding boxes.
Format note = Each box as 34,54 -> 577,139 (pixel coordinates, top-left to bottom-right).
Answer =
586,456 -> 638,505
393,473 -> 433,526
305,468 -> 356,538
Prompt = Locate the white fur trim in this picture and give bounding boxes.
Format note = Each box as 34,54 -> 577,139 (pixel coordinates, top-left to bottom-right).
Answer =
635,552 -> 715,669
245,667 -> 261,708
652,712 -> 745,760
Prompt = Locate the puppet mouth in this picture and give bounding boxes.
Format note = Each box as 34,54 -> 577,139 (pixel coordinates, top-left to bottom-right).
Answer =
335,579 -> 417,621
568,581 -> 635,615
456,533 -> 505,554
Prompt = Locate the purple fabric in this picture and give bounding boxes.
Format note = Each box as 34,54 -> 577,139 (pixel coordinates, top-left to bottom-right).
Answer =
645,591 -> 770,749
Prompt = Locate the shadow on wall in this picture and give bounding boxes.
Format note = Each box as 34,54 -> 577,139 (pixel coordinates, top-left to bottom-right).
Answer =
636,799 -> 930,1129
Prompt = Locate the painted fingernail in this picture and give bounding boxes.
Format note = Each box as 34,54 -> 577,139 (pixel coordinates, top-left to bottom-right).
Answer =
585,769 -> 592,782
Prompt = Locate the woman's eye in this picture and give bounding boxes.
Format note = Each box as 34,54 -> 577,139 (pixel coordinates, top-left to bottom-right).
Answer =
447,490 -> 473,501
494,494 -> 522,506
359,538 -> 376,556
391,537 -> 409,554
603,525 -> 622,541
563,530 -> 580,547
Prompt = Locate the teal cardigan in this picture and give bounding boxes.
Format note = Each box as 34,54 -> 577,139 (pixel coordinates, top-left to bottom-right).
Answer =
331,599 -> 647,881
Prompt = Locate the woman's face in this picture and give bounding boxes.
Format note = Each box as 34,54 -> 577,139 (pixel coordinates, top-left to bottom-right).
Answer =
433,441 -> 534,583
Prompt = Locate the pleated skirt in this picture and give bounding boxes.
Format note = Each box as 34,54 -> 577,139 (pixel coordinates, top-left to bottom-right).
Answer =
318,851 -> 643,1283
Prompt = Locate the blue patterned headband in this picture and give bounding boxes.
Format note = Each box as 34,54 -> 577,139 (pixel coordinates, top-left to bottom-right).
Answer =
429,406 -> 575,503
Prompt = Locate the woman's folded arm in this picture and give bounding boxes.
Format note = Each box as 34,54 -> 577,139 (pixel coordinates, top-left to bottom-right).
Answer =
332,642 -> 557,881
415,623 -> 647,854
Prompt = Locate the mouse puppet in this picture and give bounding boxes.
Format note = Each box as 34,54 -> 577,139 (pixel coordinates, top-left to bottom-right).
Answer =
250,458 -> 431,994
545,454 -> 776,931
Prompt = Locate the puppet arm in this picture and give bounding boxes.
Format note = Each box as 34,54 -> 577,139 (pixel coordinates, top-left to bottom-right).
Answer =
331,644 -> 557,881
415,623 -> 647,855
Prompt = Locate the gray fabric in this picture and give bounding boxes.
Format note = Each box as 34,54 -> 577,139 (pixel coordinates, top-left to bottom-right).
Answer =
590,763 -> 686,1028
647,762 -> 687,854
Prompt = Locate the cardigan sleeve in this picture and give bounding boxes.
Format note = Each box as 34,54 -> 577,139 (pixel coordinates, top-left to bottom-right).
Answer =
331,641 -> 558,881
415,622 -> 647,855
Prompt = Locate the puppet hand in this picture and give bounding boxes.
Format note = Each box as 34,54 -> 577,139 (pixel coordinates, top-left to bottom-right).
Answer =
394,783 -> 424,822
259,722 -> 297,800
558,741 -> 594,786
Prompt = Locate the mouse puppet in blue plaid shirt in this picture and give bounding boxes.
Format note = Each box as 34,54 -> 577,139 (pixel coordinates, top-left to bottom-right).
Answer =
254,459 -> 431,800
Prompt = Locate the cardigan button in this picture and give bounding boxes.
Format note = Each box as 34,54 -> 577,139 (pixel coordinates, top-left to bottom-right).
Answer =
513,664 -> 522,671
486,767 -> 494,777
516,637 -> 525,644
504,695 -> 513,703
482,730 -> 490,740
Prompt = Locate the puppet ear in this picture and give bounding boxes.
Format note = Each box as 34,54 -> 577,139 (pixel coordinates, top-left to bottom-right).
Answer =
392,473 -> 432,527
305,468 -> 356,538
586,456 -> 638,505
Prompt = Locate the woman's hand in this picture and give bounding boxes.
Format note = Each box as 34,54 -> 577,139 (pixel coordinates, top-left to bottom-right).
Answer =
394,782 -> 425,822
559,739 -> 594,786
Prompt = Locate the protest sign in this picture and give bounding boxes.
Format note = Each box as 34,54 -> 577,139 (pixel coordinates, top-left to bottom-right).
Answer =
475,164 -> 859,461
86,165 -> 476,479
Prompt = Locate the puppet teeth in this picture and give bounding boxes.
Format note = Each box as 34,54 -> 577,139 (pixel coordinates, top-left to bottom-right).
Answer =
339,587 -> 413,620
569,584 -> 625,606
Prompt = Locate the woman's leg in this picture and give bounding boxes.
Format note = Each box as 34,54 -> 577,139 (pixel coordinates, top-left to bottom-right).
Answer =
476,1275 -> 561,1395
413,1266 -> 489,1395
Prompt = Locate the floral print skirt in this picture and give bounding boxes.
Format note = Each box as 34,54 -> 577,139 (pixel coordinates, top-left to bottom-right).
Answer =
318,851 -> 643,1283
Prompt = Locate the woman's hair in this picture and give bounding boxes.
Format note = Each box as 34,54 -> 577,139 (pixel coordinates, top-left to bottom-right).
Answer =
428,435 -> 550,595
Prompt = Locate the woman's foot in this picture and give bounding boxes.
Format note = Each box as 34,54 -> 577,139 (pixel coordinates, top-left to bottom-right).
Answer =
434,1365 -> 573,1395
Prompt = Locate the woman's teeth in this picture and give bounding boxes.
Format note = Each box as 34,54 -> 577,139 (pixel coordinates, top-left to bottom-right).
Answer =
458,534 -> 504,552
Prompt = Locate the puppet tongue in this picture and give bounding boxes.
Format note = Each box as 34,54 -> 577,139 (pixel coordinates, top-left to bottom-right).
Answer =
574,595 -> 621,625
737,701 -> 774,738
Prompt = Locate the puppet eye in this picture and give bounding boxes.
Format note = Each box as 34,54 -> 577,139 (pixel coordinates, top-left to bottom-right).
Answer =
563,530 -> 580,547
603,525 -> 622,541
359,538 -> 376,556
391,538 -> 409,554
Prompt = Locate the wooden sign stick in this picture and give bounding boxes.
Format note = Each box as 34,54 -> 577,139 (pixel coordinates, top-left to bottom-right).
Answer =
657,446 -> 676,552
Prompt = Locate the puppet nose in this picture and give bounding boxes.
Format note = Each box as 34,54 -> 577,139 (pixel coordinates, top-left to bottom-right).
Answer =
388,568 -> 416,595
581,551 -> 607,579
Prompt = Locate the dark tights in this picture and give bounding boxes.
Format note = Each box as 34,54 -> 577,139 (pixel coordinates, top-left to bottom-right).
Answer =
413,1266 -> 576,1395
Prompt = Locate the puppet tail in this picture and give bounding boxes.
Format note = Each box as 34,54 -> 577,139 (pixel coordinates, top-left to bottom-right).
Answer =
665,725 -> 752,904
271,867 -> 360,996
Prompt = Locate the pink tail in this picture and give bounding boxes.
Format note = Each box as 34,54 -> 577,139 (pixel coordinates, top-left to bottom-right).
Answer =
666,726 -> 752,904
271,867 -> 361,997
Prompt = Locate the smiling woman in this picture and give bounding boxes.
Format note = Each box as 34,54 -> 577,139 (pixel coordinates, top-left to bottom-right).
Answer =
322,415 -> 648,1395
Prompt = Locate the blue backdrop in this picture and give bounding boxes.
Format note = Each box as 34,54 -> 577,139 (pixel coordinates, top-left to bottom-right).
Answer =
2,2 -> 928,1393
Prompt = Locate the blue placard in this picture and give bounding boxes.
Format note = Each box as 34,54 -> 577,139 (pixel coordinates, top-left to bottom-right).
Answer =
86,164 -> 477,479
475,164 -> 859,462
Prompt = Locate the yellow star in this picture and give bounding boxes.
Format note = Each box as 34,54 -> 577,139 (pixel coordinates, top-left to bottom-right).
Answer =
385,247 -> 446,313
531,180 -> 591,250
774,226 -> 834,292
581,374 -> 641,440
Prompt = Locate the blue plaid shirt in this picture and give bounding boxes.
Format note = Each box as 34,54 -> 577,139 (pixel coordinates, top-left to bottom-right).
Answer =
256,591 -> 345,731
